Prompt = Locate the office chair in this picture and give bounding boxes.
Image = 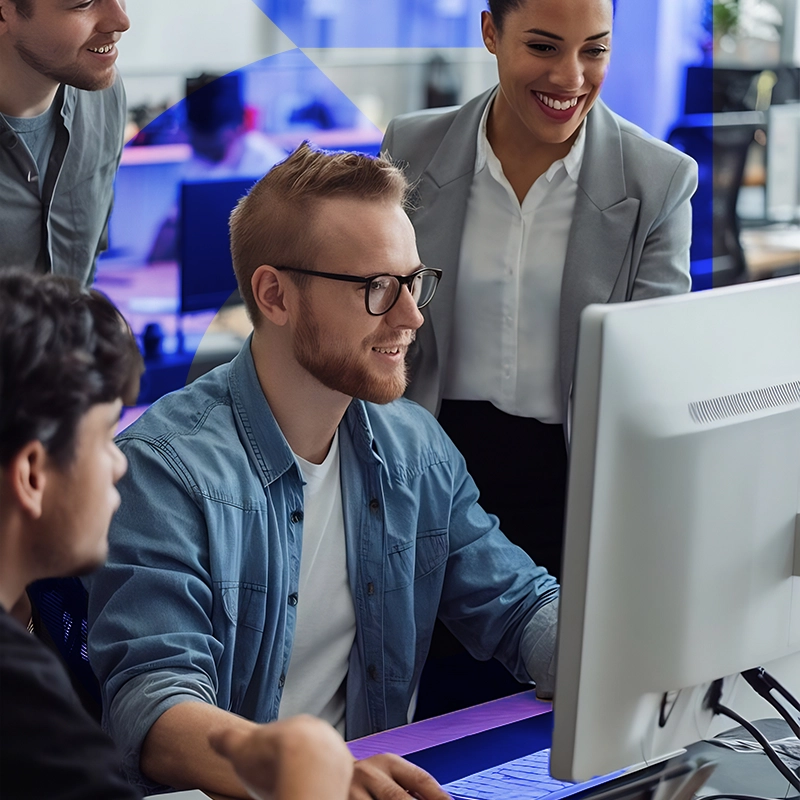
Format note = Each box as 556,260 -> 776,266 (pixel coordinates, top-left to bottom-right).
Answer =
27,577 -> 102,721
668,119 -> 757,288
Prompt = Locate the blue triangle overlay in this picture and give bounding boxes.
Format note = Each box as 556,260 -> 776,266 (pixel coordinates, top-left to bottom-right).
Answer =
253,0 -> 488,48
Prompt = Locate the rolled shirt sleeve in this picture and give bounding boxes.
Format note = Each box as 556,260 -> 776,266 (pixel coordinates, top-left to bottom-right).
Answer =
85,438 -> 223,784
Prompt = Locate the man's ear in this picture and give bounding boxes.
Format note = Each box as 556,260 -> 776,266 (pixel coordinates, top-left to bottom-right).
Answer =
0,1 -> 15,29
481,10 -> 498,54
251,265 -> 292,326
6,441 -> 49,520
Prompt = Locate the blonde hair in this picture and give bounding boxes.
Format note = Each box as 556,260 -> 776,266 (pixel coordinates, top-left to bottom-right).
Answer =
229,142 -> 410,323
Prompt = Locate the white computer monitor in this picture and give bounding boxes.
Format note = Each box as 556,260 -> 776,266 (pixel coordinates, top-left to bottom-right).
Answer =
551,276 -> 800,782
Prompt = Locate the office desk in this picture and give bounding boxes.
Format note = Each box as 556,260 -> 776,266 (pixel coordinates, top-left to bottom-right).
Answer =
151,692 -> 552,799
95,261 -> 252,402
94,261 -> 252,345
741,225 -> 800,279
350,690 -> 553,785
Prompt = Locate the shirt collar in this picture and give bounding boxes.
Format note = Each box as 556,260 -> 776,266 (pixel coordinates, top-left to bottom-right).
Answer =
0,84 -> 72,136
229,336 -> 296,486
557,120 -> 586,183
228,336 -> 382,485
59,85 -> 76,126
474,86 -> 498,174
475,87 -> 587,184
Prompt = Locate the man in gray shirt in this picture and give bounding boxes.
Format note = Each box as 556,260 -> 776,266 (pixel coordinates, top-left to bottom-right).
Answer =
0,0 -> 130,285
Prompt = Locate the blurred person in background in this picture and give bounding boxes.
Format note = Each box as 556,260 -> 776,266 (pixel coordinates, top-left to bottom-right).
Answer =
148,72 -> 285,263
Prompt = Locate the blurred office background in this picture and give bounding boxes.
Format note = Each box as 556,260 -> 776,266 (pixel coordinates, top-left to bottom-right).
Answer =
101,0 -> 800,407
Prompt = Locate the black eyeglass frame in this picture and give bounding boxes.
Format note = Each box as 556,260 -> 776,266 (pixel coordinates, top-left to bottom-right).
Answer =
273,265 -> 443,316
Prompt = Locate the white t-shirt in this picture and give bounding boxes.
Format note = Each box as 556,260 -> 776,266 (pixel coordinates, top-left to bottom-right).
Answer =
443,90 -> 586,423
278,431 -> 356,734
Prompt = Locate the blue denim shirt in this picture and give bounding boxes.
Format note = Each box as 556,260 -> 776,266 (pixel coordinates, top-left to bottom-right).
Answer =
86,340 -> 558,788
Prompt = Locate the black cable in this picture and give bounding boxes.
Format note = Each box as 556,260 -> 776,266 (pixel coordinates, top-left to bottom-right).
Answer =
741,668 -> 800,740
701,795 -> 798,800
759,668 -> 800,716
659,690 -> 679,727
711,701 -> 800,793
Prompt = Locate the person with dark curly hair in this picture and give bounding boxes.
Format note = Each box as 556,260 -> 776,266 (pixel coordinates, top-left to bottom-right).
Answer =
0,272 -> 355,800
0,270 -> 143,798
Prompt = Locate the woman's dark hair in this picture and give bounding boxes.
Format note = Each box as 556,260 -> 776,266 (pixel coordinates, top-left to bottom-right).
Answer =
487,0 -> 616,31
0,271 -> 144,467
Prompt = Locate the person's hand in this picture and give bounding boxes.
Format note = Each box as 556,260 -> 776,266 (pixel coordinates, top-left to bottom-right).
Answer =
350,753 -> 451,799
210,715 -> 353,800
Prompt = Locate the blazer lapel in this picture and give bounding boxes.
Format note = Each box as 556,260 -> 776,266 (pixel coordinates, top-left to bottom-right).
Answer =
406,89 -> 495,412
560,100 -> 640,416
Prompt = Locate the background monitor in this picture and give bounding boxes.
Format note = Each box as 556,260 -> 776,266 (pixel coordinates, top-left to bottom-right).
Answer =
551,277 -> 800,782
767,102 -> 800,223
179,177 -> 256,314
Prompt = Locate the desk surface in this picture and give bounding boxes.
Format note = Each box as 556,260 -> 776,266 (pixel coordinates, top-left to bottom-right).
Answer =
350,691 -> 553,786
349,690 -> 550,760
95,261 -> 252,342
742,224 -> 800,278
149,693 -> 552,800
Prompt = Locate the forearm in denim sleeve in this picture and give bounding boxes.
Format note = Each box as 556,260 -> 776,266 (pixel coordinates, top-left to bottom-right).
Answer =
106,669 -> 217,784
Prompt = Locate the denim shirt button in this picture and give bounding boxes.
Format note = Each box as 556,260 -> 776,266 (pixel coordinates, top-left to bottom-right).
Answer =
1,131 -> 18,149
369,498 -> 380,511
279,674 -> 286,688
288,593 -> 298,606
290,510 -> 303,524
367,582 -> 374,596
368,664 -> 378,681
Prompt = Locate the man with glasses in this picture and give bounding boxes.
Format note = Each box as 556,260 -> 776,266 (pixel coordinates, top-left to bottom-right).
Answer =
86,143 -> 560,800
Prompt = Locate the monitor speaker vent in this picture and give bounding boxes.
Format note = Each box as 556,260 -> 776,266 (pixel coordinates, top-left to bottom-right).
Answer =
689,380 -> 800,424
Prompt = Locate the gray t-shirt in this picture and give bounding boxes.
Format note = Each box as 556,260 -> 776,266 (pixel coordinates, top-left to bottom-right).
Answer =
0,102 -> 59,192
0,78 -> 126,284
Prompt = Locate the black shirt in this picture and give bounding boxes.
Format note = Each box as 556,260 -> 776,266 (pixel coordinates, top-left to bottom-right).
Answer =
0,606 -> 140,799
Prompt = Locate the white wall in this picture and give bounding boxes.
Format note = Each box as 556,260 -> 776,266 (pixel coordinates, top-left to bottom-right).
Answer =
116,0 -> 705,138
116,0 -> 293,108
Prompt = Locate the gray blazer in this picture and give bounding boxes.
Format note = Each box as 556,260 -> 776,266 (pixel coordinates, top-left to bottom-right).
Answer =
382,88 -> 698,424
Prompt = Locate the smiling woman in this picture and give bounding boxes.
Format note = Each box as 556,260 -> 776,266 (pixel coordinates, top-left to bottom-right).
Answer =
381,0 -> 698,714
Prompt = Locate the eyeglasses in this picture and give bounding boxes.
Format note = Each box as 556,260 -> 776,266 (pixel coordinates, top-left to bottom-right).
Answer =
273,265 -> 443,317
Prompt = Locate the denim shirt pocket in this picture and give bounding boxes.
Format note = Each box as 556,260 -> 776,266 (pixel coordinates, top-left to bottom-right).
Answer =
214,581 -> 268,631
384,528 -> 448,592
414,528 -> 448,578
383,529 -> 449,682
213,581 -> 270,713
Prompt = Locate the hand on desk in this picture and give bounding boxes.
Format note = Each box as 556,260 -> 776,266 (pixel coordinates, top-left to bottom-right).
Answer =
210,715 -> 353,800
351,753 -> 451,800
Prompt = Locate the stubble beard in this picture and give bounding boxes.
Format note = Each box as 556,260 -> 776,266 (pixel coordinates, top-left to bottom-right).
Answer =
15,39 -> 116,92
293,309 -> 410,405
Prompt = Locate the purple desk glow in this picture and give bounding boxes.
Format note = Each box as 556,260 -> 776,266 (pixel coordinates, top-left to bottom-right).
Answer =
348,690 -> 551,760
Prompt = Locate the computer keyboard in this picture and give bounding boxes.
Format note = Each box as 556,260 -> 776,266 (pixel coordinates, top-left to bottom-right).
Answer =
443,747 -> 575,800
